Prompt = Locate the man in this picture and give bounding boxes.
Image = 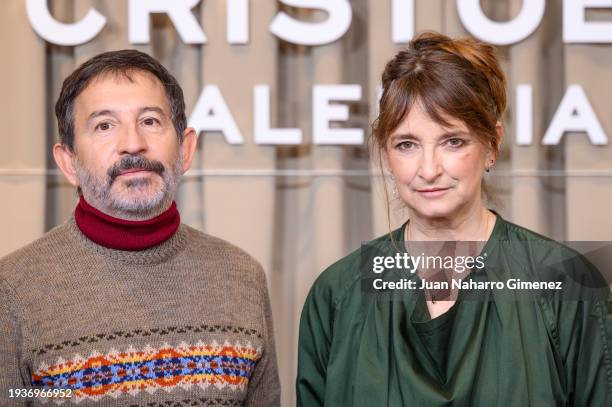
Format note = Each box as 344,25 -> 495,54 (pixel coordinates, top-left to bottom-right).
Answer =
0,50 -> 280,406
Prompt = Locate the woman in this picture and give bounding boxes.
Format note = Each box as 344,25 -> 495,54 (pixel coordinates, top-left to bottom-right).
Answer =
296,32 -> 611,406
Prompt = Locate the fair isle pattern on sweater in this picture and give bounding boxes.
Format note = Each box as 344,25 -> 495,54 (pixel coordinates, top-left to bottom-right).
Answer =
0,218 -> 281,406
32,340 -> 261,403
31,325 -> 262,356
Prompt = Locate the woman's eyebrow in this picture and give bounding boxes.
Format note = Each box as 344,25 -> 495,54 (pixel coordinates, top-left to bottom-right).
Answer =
389,131 -> 469,142
389,133 -> 419,142
438,131 -> 470,140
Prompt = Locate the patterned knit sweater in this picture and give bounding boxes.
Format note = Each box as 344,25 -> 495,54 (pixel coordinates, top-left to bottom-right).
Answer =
0,218 -> 280,406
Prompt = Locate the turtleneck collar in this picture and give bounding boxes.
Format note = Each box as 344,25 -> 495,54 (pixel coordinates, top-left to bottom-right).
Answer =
74,196 -> 180,251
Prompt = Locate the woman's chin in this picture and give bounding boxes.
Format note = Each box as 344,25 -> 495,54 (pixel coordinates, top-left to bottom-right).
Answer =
408,202 -> 458,220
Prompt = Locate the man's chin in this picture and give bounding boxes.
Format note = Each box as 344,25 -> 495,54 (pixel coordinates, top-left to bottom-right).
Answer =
116,175 -> 158,189
112,179 -> 161,197
108,191 -> 168,213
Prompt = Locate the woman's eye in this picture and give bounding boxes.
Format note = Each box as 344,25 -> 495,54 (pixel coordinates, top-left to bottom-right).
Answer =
396,141 -> 415,150
446,138 -> 465,148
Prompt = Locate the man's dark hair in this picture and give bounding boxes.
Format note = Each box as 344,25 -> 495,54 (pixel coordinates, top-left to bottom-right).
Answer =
55,49 -> 187,150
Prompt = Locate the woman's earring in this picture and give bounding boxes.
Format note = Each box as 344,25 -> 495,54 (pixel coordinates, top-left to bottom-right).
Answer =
486,160 -> 495,173
389,174 -> 398,198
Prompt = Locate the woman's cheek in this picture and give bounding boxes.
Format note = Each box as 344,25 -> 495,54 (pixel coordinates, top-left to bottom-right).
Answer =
447,151 -> 481,177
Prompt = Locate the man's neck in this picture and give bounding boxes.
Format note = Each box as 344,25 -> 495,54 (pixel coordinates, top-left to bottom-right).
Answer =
86,198 -> 174,221
74,196 -> 181,251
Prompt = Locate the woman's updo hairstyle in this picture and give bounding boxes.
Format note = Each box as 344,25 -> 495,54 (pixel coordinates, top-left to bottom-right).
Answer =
372,31 -> 506,159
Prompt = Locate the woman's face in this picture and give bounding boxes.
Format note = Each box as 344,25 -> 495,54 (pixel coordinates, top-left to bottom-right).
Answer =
383,102 -> 495,221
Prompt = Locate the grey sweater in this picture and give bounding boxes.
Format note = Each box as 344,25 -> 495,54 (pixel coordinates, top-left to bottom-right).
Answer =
0,218 -> 280,406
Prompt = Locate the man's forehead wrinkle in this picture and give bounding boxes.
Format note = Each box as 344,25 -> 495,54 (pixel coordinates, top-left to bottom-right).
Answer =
90,68 -> 158,84
75,71 -> 171,119
81,69 -> 165,96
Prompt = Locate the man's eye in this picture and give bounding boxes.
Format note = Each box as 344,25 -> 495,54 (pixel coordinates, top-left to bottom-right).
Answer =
142,117 -> 160,126
95,122 -> 112,131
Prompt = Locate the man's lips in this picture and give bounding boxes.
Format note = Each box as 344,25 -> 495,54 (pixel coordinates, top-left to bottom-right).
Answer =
118,168 -> 153,176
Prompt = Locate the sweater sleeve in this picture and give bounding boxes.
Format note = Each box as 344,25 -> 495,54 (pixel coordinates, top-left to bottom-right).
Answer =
244,270 -> 281,407
0,282 -> 27,406
296,276 -> 334,407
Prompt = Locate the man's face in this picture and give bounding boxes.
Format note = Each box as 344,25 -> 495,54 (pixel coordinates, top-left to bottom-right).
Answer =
70,70 -> 184,219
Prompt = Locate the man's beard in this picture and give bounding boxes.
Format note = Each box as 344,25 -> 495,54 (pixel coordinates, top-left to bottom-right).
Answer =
73,153 -> 183,220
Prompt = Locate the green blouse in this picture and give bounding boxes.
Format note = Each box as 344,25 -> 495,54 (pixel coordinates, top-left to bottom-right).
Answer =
297,214 -> 612,406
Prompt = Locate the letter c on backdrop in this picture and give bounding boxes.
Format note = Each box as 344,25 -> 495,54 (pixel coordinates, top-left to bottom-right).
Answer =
26,0 -> 107,46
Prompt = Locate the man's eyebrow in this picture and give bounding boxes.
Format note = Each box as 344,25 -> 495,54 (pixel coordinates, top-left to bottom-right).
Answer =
87,110 -> 116,123
138,106 -> 167,116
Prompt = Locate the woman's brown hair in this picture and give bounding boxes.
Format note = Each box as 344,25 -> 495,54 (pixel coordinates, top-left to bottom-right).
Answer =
371,31 -> 507,232
372,31 -> 506,158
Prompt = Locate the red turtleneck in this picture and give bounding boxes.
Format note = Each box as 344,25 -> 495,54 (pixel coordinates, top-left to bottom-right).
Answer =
74,196 -> 180,251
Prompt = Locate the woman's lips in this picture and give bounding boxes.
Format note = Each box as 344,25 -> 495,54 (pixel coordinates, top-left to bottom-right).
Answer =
417,187 -> 450,198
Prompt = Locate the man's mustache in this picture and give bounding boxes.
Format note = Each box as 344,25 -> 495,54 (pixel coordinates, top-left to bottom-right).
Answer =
107,155 -> 165,183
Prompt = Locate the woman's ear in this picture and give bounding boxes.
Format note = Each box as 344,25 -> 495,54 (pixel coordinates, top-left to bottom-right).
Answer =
381,147 -> 392,174
53,143 -> 79,187
494,121 -> 504,160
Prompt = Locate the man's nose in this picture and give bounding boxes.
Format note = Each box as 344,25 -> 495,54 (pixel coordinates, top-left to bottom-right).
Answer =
117,124 -> 148,155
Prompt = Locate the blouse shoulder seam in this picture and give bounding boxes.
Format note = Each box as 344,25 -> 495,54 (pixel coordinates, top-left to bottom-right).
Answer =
594,300 -> 612,398
536,298 -> 561,355
331,255 -> 363,312
328,231 -> 397,312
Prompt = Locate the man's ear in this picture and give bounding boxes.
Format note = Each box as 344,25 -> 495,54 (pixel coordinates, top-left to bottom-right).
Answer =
180,127 -> 198,174
53,143 -> 79,187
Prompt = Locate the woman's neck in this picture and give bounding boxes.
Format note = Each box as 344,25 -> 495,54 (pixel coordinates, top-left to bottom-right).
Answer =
406,204 -> 495,242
